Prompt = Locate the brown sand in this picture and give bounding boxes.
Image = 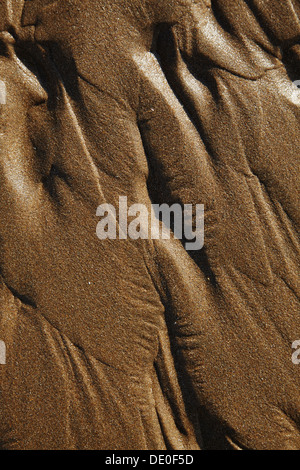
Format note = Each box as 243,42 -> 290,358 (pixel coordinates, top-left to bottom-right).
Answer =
0,0 -> 299,450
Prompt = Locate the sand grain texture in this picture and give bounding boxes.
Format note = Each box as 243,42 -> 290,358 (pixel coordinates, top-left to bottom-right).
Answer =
0,0 -> 299,450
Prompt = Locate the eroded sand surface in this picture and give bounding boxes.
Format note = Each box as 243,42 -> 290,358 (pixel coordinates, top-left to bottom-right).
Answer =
0,0 -> 299,450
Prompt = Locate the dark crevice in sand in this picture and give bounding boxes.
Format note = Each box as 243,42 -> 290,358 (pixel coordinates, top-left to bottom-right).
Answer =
42,164 -> 72,196
1,280 -> 37,309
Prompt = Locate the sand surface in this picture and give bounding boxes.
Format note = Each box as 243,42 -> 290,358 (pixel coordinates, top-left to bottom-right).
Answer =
0,0 -> 299,450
